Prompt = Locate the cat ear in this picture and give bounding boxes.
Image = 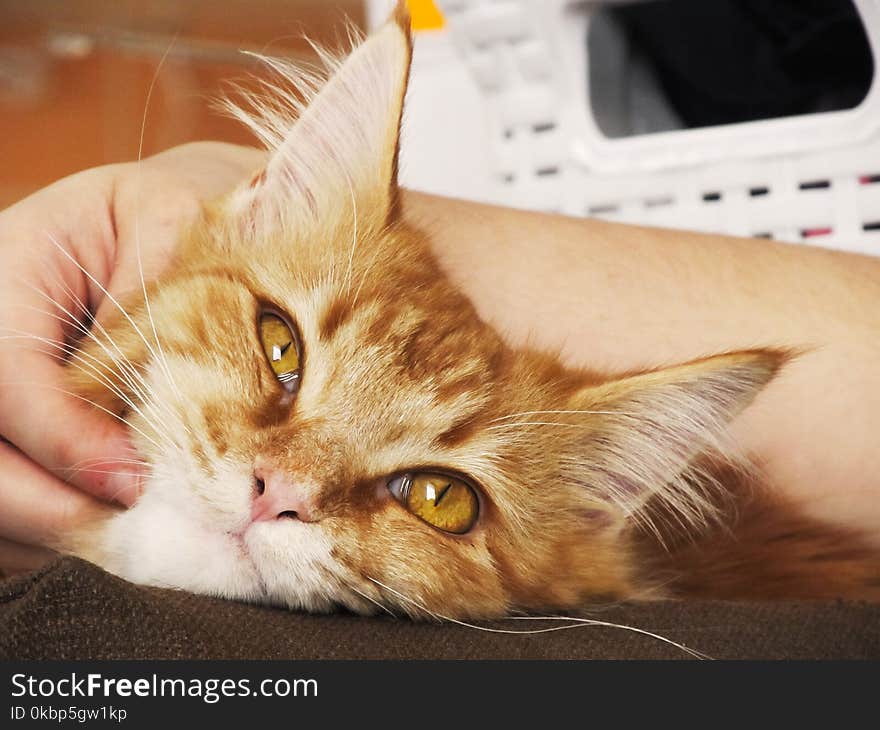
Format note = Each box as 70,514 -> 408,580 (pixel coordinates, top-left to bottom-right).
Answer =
228,2 -> 412,233
563,350 -> 784,535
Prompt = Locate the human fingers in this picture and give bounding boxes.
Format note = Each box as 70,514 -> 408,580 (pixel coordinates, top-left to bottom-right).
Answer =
0,439 -> 117,549
0,175 -> 145,506
0,277 -> 142,506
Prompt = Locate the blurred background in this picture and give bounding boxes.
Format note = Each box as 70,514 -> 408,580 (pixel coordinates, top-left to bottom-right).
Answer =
2,0 -> 878,254
0,0 -> 364,208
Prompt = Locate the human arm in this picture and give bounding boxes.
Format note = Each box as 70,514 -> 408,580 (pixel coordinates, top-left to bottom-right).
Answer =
404,191 -> 880,537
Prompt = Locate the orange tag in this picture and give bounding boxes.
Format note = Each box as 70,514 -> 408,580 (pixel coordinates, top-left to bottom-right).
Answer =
406,0 -> 445,31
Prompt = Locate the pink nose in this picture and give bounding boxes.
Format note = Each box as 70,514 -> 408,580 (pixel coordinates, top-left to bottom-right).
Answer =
251,465 -> 317,523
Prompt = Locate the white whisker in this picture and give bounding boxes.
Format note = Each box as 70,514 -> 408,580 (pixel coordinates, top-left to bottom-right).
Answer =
489,409 -> 620,423
351,217 -> 395,308
40,232 -> 182,412
134,35 -> 184,403
61,468 -> 145,478
14,282 -> 154,406
51,278 -> 157,402
343,172 -> 359,298
0,379 -> 167,454
60,456 -> 149,473
18,268 -> 191,443
486,421 -> 606,431
367,577 -> 709,659
0,329 -> 179,449
57,282 -> 192,439
346,581 -> 397,618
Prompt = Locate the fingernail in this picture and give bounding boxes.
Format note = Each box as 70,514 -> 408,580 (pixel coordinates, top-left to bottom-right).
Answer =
107,466 -> 144,507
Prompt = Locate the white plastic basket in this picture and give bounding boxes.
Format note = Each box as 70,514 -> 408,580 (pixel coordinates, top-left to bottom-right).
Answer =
368,0 -> 880,255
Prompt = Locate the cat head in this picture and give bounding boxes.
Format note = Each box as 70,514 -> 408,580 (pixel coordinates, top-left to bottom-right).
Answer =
66,2 -> 782,618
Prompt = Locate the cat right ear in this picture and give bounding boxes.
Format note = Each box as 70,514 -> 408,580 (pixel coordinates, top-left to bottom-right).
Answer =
225,0 -> 412,236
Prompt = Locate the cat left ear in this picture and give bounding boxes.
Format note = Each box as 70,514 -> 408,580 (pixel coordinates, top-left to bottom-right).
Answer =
561,350 -> 785,535
229,2 -> 412,233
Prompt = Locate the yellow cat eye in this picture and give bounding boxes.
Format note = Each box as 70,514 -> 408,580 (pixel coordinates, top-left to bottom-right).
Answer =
387,472 -> 479,534
258,312 -> 301,390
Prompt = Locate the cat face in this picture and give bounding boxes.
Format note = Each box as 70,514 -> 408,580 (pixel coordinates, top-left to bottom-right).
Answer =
65,4 -> 781,618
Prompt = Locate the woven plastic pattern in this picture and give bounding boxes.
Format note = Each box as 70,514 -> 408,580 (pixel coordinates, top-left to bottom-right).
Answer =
374,0 -> 880,255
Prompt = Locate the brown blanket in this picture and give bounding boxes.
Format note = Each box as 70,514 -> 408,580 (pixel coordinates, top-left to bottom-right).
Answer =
1,557 -> 877,660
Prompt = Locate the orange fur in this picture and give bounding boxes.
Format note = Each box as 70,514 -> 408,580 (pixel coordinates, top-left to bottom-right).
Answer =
61,1 -> 879,617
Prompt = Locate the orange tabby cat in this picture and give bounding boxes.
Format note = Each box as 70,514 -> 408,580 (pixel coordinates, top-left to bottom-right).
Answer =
60,2 -> 880,618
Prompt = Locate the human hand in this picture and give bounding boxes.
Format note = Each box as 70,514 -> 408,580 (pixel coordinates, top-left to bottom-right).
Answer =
0,142 -> 265,575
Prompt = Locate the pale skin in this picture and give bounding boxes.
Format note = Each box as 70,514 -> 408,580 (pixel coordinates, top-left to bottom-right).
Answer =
1,141 -> 878,574
409,193 -> 880,540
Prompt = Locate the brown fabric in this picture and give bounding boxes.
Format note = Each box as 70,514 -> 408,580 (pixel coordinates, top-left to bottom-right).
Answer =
1,557 -> 878,660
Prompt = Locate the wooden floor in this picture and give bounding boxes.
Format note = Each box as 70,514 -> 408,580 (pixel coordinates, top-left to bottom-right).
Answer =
0,0 -> 365,207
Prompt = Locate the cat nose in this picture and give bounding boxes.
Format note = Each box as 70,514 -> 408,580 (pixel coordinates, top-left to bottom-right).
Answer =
251,465 -> 318,523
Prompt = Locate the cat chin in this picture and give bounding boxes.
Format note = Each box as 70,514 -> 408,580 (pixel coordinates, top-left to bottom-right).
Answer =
91,496 -> 265,601
86,490 -> 345,612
